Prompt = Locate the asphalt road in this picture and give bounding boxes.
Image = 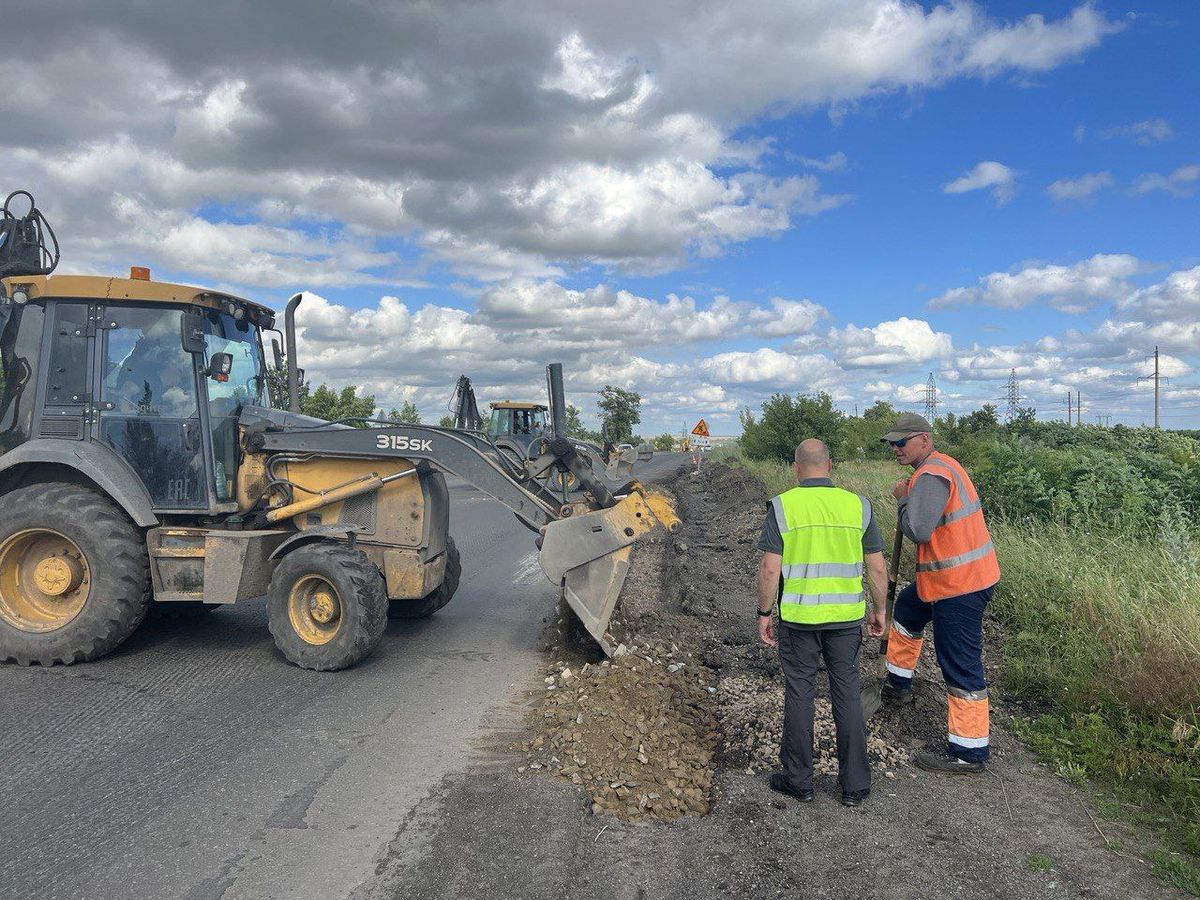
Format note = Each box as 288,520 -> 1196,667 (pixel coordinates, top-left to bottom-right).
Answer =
0,453 -> 689,900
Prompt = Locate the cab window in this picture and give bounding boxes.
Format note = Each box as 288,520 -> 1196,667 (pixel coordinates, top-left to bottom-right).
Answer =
98,306 -> 205,509
0,302 -> 45,453
201,310 -> 264,502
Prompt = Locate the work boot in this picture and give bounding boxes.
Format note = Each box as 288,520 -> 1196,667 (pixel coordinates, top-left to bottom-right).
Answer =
840,789 -> 870,807
915,749 -> 985,774
768,772 -> 814,803
881,680 -> 914,705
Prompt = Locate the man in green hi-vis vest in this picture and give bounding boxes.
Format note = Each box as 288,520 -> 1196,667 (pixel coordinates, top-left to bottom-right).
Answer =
757,439 -> 889,807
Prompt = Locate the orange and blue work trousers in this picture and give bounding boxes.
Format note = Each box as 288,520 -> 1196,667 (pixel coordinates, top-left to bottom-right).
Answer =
885,583 -> 993,763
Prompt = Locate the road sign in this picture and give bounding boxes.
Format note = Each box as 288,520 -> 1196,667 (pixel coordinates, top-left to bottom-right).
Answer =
690,419 -> 710,437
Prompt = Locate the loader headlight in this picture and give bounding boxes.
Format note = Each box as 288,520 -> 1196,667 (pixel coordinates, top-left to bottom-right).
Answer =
12,289 -> 28,306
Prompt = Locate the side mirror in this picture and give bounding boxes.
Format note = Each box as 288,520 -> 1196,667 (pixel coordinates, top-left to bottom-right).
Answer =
181,310 -> 206,353
207,352 -> 233,383
271,338 -> 284,370
295,367 -> 305,387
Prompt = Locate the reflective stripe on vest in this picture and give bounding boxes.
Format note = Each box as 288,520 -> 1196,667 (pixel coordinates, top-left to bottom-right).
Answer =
909,452 -> 1000,601
772,486 -> 867,626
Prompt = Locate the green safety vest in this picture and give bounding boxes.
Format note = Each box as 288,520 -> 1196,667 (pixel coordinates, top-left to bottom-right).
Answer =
770,486 -> 869,626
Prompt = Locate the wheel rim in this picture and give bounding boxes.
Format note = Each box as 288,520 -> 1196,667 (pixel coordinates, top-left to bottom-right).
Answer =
0,529 -> 91,633
287,574 -> 343,645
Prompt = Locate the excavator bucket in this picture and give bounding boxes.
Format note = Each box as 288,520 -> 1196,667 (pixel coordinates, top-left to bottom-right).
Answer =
538,488 -> 680,655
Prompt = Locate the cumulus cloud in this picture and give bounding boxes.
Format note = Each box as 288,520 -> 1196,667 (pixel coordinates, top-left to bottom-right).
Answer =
929,253 -> 1144,313
1098,118 -> 1174,145
1046,171 -> 1113,202
828,317 -> 953,368
943,161 -> 1017,204
1132,164 -> 1200,197
0,1 -> 1121,286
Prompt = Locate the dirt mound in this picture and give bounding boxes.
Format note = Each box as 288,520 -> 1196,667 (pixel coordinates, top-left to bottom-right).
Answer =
521,641 -> 719,822
525,462 -> 916,823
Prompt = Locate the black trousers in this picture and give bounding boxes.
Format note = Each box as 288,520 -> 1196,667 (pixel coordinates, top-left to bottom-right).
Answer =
778,623 -> 870,794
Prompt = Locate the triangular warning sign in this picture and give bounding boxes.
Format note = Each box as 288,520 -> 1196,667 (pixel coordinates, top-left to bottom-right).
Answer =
691,419 -> 710,437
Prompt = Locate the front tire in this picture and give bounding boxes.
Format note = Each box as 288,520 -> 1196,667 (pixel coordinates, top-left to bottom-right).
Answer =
0,482 -> 151,666
388,538 -> 461,619
267,542 -> 388,671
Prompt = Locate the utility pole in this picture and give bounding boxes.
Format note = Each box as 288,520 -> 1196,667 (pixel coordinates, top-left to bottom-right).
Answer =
1153,346 -> 1160,429
923,373 -> 939,422
1066,392 -> 1072,426
1004,368 -> 1020,423
1139,346 -> 1164,428
1076,390 -> 1082,426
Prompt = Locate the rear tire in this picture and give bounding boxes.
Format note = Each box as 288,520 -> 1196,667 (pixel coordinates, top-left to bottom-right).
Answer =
388,538 -> 461,619
0,482 -> 151,666
267,541 -> 388,671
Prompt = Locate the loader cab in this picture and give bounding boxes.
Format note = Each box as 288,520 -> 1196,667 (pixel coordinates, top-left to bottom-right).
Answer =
486,402 -> 548,441
0,273 -> 272,515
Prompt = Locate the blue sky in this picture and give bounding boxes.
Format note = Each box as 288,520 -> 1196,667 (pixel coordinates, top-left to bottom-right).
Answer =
6,1 -> 1197,433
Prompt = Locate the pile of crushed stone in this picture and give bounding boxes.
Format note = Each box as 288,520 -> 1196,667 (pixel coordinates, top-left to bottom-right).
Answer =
717,674 -> 910,775
520,640 -> 719,822
524,462 -> 922,823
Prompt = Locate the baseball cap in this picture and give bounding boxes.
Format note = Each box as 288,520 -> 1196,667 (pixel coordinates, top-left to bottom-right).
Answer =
880,412 -> 932,443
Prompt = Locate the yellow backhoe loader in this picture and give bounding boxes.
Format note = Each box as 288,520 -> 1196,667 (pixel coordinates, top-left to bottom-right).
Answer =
0,193 -> 676,670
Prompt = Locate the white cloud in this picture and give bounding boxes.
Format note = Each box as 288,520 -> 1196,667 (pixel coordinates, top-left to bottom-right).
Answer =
1046,171 -> 1113,202
943,161 -> 1016,204
929,253 -> 1144,313
959,5 -> 1123,75
0,1 -> 1122,286
792,152 -> 848,172
828,317 -> 953,368
1099,118 -> 1174,145
1132,164 -> 1200,197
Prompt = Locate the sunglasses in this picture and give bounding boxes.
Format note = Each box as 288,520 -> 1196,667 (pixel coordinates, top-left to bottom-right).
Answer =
889,435 -> 919,448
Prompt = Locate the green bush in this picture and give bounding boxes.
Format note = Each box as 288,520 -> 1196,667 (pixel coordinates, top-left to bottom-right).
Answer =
739,392 -> 844,462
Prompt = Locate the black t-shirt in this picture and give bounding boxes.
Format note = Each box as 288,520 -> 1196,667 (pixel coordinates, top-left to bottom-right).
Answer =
757,478 -> 884,631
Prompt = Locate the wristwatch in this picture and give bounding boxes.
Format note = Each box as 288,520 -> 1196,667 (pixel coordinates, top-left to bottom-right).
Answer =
756,608 -> 772,617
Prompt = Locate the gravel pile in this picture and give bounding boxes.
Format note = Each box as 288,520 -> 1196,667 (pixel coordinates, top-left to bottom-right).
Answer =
717,674 -> 910,775
521,643 -> 720,823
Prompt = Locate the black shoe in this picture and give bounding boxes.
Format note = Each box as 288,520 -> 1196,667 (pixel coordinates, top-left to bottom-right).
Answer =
840,789 -> 870,807
915,749 -> 985,774
768,772 -> 815,803
881,681 -> 914,705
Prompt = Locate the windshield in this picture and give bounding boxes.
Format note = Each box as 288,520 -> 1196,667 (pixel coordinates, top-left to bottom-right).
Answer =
203,311 -> 265,410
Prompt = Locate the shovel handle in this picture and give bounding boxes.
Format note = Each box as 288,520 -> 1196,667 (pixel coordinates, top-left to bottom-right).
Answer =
879,520 -> 904,653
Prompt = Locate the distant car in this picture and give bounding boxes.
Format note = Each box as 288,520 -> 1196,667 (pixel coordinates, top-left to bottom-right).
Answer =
617,443 -> 634,451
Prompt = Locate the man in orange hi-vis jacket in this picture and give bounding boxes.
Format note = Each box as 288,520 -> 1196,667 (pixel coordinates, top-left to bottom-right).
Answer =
879,413 -> 1000,774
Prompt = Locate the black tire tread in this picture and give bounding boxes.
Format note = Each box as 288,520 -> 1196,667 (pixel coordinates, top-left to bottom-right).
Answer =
0,482 -> 151,666
388,538 -> 461,620
267,541 -> 388,671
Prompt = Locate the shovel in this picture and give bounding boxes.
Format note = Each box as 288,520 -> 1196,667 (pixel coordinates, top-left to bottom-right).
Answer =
860,520 -> 904,721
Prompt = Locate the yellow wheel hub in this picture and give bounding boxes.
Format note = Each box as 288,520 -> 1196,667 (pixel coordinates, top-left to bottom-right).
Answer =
0,529 -> 91,633
288,575 -> 343,645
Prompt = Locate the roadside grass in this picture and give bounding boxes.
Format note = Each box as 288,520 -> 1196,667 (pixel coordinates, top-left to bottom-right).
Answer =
714,447 -> 1200,894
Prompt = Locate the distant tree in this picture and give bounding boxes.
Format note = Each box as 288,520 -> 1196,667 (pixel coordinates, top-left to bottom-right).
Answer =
301,384 -> 376,425
438,414 -> 455,428
863,400 -> 898,421
961,404 -> 1000,435
652,433 -> 675,451
740,392 -> 844,462
388,400 -> 421,424
1011,405 -> 1038,435
597,386 -> 642,444
564,403 -> 603,443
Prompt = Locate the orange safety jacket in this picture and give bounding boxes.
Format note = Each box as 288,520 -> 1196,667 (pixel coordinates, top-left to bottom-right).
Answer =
907,451 -> 1000,601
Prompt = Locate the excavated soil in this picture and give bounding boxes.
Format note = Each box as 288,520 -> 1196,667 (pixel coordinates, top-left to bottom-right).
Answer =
522,463 -> 924,822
